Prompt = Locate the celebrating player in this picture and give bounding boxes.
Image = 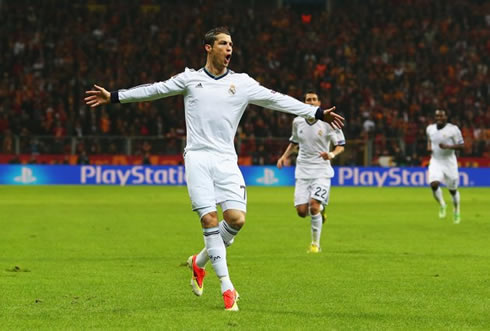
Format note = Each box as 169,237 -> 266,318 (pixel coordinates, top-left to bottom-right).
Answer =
277,91 -> 345,253
84,27 -> 344,311
426,109 -> 464,223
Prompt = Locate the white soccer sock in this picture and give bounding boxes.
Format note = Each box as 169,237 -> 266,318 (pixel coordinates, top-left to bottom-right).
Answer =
219,220 -> 239,247
432,187 -> 446,206
195,248 -> 208,269
311,213 -> 323,246
195,220 -> 240,268
203,227 -> 233,293
451,191 -> 460,213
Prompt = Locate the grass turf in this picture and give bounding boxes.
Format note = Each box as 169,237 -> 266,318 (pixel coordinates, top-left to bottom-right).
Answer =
0,186 -> 489,330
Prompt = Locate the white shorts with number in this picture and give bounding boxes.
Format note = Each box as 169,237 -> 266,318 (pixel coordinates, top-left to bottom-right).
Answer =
428,159 -> 459,190
294,177 -> 331,206
184,150 -> 247,218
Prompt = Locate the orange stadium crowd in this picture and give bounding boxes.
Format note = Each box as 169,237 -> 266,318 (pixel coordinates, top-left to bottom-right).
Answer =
0,0 -> 488,165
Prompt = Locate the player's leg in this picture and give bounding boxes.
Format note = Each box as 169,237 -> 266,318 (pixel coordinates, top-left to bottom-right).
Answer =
213,156 -> 247,311
428,161 -> 447,218
184,151 -> 226,299
448,189 -> 461,223
295,204 -> 309,218
307,178 -> 331,253
214,158 -> 248,249
193,210 -> 242,268
221,208 -> 246,246
200,211 -> 235,302
308,198 -> 323,252
189,208 -> 238,300
445,167 -> 461,224
294,178 -> 310,218
195,209 -> 246,268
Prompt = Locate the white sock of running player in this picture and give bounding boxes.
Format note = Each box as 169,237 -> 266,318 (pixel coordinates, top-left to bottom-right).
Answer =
311,213 -> 323,246
433,187 -> 446,206
195,220 -> 240,268
219,220 -> 239,247
203,227 -> 233,293
195,248 -> 208,269
451,191 -> 460,213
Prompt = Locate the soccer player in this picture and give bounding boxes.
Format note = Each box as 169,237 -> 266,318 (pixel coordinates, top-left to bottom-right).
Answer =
84,27 -> 344,311
426,109 -> 464,223
277,91 -> 345,253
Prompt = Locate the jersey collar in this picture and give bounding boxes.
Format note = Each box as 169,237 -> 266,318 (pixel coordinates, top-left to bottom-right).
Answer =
203,67 -> 229,80
304,118 -> 318,126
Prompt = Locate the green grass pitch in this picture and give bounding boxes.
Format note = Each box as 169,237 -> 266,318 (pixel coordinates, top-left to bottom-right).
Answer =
1,186 -> 489,330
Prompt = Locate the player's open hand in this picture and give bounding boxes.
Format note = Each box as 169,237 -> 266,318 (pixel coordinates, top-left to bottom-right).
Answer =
84,84 -> 110,108
322,106 -> 344,129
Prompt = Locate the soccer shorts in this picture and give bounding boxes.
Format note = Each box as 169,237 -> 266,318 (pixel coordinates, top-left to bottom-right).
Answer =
428,158 -> 459,190
184,150 -> 247,218
294,177 -> 331,206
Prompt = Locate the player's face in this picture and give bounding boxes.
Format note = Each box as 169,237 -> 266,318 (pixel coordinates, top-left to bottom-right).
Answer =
304,93 -> 321,107
208,33 -> 233,68
435,110 -> 447,125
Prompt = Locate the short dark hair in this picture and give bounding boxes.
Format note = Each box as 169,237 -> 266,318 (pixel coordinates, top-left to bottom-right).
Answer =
304,91 -> 319,101
204,27 -> 231,46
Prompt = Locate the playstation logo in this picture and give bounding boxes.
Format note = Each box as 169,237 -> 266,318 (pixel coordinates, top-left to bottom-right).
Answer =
257,168 -> 279,185
14,167 -> 37,184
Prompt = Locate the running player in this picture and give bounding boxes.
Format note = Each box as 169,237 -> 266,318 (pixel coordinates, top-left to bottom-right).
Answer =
426,109 -> 464,223
277,91 -> 345,252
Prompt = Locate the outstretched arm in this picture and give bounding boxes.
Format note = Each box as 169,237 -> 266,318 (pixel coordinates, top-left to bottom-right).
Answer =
247,78 -> 344,129
277,143 -> 299,168
84,71 -> 187,108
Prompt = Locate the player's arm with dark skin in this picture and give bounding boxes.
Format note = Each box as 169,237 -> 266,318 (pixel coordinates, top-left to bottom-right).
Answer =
439,142 -> 464,150
277,143 -> 299,168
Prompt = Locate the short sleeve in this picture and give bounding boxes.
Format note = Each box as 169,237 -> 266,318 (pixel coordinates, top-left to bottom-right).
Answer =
329,128 -> 346,146
289,119 -> 299,144
452,126 -> 464,145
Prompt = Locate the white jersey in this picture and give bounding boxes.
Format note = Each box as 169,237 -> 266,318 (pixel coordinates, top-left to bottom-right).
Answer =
290,117 -> 345,179
116,67 -> 319,157
426,123 -> 463,165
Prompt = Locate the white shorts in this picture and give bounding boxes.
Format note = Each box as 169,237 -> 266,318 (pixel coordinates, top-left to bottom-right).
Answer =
294,177 -> 331,206
184,150 -> 247,218
428,159 -> 459,190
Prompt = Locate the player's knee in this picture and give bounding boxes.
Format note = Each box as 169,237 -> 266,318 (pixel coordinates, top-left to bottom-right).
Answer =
309,205 -> 320,215
223,210 -> 246,229
449,189 -> 457,196
296,206 -> 308,218
309,199 -> 321,215
230,214 -> 246,229
200,212 -> 219,228
430,182 -> 439,190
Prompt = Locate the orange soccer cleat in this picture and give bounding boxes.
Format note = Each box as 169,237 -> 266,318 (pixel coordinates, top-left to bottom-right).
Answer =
187,255 -> 206,296
223,289 -> 240,311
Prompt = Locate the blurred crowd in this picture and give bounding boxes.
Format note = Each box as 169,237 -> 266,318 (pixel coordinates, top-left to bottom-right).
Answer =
0,0 -> 488,165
